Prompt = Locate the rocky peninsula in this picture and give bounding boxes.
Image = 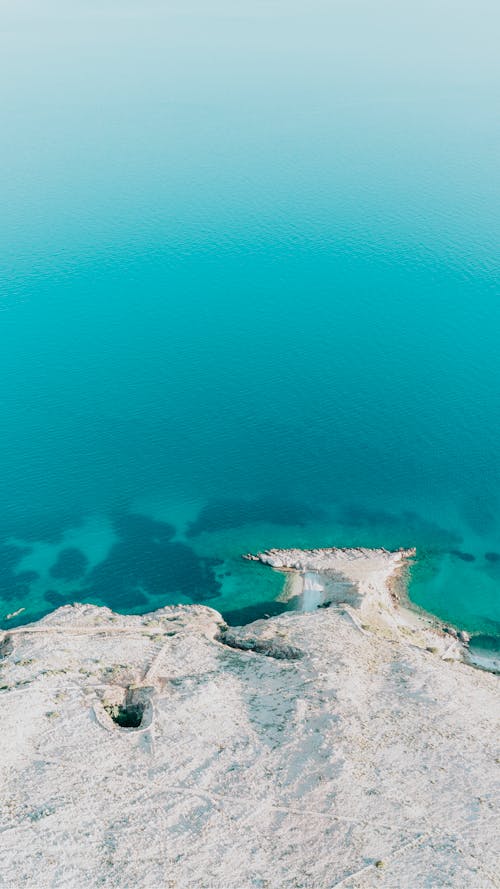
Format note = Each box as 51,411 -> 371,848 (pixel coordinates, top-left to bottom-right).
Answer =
0,548 -> 498,888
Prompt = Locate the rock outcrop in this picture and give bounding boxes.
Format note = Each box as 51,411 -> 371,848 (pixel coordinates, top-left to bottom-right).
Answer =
0,549 -> 498,888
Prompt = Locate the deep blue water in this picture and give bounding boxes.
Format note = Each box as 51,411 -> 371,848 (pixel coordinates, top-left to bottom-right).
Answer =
1,2 -> 499,634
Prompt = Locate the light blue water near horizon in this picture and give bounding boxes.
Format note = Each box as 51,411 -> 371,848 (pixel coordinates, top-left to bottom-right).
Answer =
1,2 -> 500,635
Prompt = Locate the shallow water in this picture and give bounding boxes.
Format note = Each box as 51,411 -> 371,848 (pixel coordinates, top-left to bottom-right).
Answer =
1,2 -> 499,633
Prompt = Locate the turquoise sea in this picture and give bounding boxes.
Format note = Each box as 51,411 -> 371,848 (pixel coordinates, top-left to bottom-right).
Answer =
1,2 -> 499,636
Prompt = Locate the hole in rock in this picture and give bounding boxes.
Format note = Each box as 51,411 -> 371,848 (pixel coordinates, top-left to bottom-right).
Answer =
105,701 -> 145,729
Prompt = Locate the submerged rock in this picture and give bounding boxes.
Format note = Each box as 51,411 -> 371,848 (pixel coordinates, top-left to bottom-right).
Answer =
449,549 -> 476,562
50,547 -> 88,581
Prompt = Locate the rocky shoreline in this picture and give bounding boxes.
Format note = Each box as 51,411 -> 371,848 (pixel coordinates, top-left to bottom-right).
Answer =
1,547 -> 498,887
245,546 -> 497,674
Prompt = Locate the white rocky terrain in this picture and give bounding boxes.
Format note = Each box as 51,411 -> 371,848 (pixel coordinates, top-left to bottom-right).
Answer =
0,548 -> 498,888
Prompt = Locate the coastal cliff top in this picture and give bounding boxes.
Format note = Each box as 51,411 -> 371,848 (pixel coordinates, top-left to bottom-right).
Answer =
0,548 -> 498,888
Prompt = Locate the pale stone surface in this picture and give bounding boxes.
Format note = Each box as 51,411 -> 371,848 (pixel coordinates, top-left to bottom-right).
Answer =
0,549 -> 498,888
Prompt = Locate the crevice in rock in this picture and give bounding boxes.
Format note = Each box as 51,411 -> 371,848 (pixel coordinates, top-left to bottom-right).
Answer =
217,628 -> 303,660
0,635 -> 13,659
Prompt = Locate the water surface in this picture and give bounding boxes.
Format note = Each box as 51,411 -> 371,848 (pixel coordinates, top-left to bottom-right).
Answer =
1,2 -> 499,633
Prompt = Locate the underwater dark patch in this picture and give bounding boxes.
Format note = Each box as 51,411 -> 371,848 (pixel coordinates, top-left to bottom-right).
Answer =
112,513 -> 176,544
6,570 -> 40,602
0,542 -> 32,571
186,497 -> 326,538
484,552 -> 500,562
0,542 -> 37,603
337,505 -> 462,551
460,494 -> 497,537
85,512 -> 221,611
449,549 -> 476,562
44,589 -> 74,608
0,513 -> 83,546
221,599 -> 291,626
50,547 -> 88,581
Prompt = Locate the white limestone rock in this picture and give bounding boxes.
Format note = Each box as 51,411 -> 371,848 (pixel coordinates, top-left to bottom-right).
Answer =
0,551 -> 498,888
